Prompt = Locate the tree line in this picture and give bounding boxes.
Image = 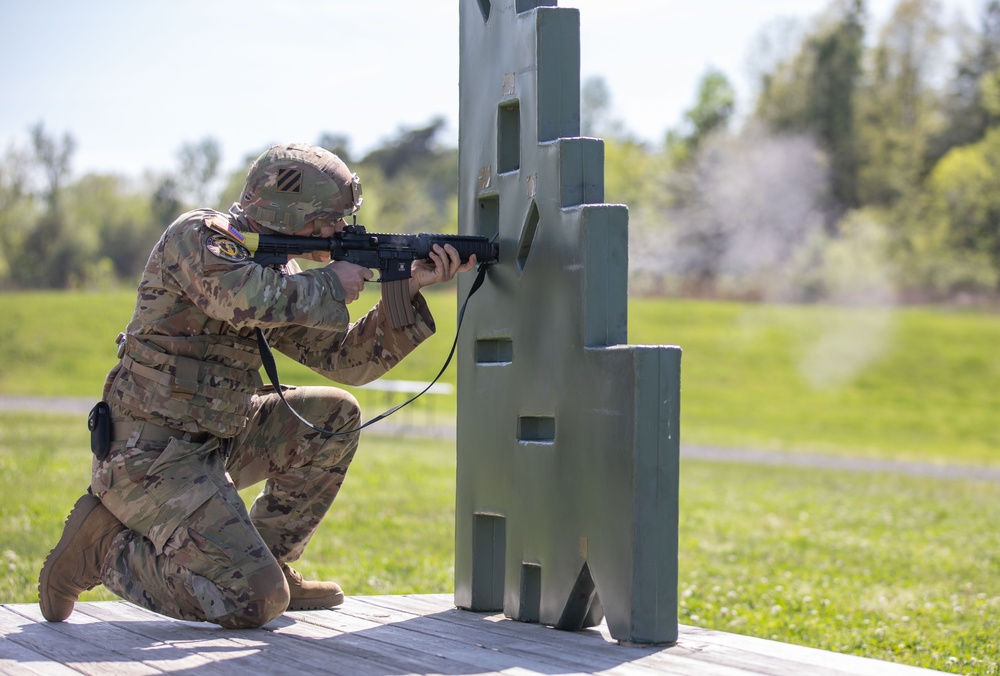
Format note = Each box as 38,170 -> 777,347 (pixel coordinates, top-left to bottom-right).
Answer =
621,0 -> 1000,303
0,116 -> 459,290
1,0 -> 998,304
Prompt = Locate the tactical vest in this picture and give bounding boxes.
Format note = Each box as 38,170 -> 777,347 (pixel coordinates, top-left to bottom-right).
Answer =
108,331 -> 264,438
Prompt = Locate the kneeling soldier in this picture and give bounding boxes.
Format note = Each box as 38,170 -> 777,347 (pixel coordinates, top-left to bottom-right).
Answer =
39,143 -> 475,628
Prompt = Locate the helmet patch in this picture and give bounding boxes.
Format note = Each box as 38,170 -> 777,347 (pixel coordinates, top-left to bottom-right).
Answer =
239,143 -> 357,233
206,234 -> 250,262
276,168 -> 302,193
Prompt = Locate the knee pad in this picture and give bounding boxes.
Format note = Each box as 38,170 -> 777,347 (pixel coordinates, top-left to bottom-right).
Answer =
300,386 -> 361,428
217,563 -> 290,629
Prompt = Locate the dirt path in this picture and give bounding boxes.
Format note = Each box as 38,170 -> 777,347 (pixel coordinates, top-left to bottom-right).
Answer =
3,395 -> 998,483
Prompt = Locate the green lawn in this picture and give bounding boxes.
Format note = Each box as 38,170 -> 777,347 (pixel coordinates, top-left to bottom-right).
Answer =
1,290 -> 996,464
0,412 -> 455,604
678,460 -> 1000,674
1,290 -> 998,674
1,411 -> 997,675
630,298 -> 1000,466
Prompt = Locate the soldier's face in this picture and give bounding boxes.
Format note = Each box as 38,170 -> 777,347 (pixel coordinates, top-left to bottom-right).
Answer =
290,217 -> 346,262
296,216 -> 346,238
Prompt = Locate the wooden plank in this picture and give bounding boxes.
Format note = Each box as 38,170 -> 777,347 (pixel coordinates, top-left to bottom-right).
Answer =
358,596 -> 945,676
0,609 -> 83,676
268,609 -> 485,674
1,604 -> 162,676
347,596 -> 788,676
0,598 -> 949,676
345,596 -> 674,673
279,603 -> 517,674
75,599 -> 442,676
7,601 -> 395,676
73,602 -> 295,676
293,598 -> 644,675
673,624 -> 942,676
353,597 -> 837,676
254,611 -> 432,674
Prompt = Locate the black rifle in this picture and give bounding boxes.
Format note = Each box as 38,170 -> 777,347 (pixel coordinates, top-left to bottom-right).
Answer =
244,223 -> 497,437
242,224 -> 498,328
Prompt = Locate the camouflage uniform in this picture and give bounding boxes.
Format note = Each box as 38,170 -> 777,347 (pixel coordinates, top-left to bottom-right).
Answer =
90,203 -> 435,628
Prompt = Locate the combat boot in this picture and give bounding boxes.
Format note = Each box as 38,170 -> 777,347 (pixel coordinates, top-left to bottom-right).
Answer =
282,563 -> 344,610
39,493 -> 125,622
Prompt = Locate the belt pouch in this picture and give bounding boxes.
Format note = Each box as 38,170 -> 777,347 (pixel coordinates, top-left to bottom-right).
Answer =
88,401 -> 112,461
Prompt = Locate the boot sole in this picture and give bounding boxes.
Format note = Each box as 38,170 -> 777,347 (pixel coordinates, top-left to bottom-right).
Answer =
38,494 -> 103,622
287,591 -> 345,611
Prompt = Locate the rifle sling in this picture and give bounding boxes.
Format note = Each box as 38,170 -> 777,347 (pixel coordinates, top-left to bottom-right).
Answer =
255,262 -> 490,437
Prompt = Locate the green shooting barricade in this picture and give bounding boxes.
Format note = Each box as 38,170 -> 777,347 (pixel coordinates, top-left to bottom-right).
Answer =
454,0 -> 683,646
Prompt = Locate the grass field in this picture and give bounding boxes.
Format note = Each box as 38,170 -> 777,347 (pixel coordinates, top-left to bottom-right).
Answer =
1,411 -> 997,674
628,298 -> 1000,466
1,290 -> 997,464
1,290 -> 998,674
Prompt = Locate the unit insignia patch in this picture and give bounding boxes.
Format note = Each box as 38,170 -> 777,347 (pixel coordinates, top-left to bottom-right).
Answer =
206,233 -> 250,262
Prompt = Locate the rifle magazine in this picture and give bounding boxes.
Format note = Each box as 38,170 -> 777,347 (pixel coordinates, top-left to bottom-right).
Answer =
383,278 -> 416,329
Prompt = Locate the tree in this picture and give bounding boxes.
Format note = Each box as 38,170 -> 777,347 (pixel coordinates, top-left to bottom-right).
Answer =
177,137 -> 222,205
317,133 -> 353,163
0,145 -> 40,286
15,209 -> 93,288
746,16 -> 807,99
930,0 -> 1000,160
855,0 -> 944,206
13,123 -> 81,288
806,0 -> 864,208
754,0 -> 866,211
29,121 -> 76,210
362,118 -> 449,179
351,120 -> 460,234
683,68 -> 736,150
151,175 -> 183,226
923,126 -> 1000,287
665,68 -> 736,167
63,173 -> 163,284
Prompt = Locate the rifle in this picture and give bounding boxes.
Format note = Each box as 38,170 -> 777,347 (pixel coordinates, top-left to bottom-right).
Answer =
243,222 -> 497,437
241,224 -> 499,328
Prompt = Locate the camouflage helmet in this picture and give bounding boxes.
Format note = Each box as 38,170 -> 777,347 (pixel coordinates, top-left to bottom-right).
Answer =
240,143 -> 363,233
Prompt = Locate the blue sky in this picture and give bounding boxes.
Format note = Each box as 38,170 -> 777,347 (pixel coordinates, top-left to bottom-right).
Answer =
0,0 -> 984,180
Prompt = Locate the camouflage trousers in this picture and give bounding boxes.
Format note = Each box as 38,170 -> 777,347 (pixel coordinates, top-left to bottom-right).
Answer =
91,386 -> 361,628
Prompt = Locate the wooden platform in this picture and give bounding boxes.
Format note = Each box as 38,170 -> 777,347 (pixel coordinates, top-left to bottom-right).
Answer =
1,594 -> 945,675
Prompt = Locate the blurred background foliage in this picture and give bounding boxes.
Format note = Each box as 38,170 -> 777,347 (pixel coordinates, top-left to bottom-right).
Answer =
2,0 -> 999,306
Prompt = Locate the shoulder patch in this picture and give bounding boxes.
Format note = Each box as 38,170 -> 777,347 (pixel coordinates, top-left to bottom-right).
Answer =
205,214 -> 246,242
206,233 -> 250,262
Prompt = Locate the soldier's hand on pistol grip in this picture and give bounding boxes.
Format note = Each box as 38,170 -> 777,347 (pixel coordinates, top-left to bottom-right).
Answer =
327,260 -> 373,304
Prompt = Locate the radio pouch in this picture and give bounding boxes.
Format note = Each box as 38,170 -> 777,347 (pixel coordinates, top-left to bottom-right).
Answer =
88,401 -> 112,461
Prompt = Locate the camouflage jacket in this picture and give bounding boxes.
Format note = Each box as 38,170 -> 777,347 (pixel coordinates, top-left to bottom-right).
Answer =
103,204 -> 436,438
